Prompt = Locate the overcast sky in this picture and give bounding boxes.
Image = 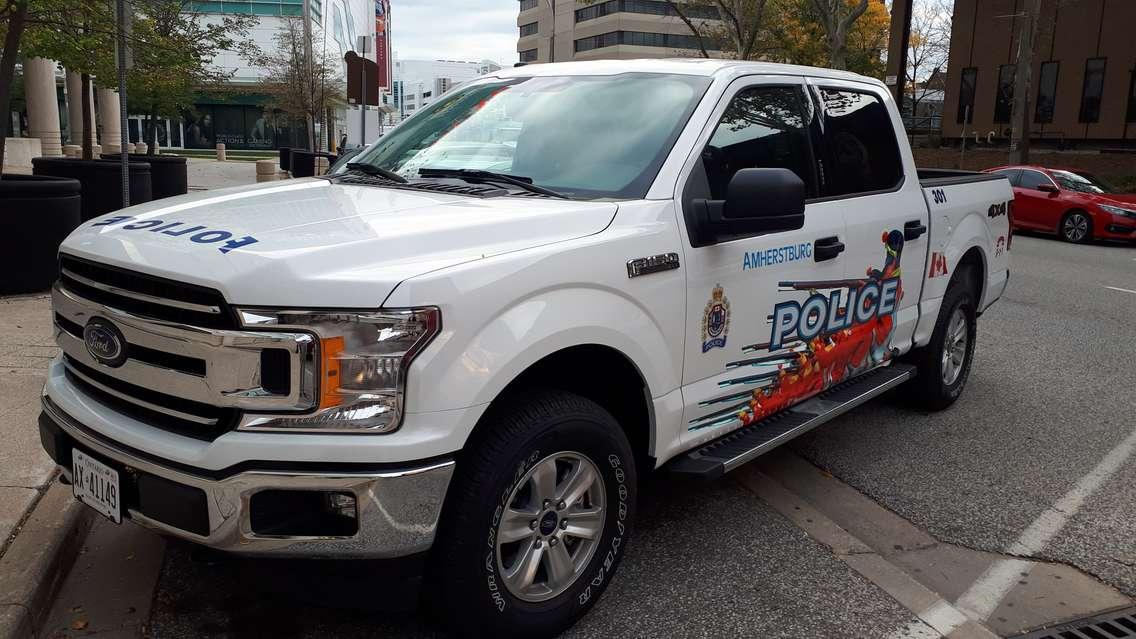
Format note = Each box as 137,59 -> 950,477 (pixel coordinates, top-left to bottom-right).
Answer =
391,0 -> 518,66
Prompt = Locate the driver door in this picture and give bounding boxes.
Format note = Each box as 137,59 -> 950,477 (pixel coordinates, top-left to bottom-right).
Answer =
675,77 -> 847,450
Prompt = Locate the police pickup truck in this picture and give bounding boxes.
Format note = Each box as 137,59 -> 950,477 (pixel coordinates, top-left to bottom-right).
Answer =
40,60 -> 1011,636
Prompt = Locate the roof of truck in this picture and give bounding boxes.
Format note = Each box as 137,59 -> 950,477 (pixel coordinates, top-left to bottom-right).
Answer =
492,58 -> 879,85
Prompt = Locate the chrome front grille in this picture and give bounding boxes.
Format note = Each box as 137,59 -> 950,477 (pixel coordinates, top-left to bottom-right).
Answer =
53,256 -> 318,440
59,254 -> 235,329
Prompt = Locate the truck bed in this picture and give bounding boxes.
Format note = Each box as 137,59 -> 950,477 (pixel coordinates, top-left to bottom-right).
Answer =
918,168 -> 1008,187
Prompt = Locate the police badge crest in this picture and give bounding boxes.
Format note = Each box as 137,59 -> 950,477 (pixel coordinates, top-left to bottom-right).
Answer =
701,284 -> 730,352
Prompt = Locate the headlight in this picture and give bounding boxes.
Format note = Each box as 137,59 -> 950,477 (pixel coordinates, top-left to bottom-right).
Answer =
1099,204 -> 1136,219
236,307 -> 441,433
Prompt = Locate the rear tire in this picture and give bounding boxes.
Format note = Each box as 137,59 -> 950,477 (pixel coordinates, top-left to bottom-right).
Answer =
430,390 -> 637,638
1060,210 -> 1092,243
902,267 -> 978,411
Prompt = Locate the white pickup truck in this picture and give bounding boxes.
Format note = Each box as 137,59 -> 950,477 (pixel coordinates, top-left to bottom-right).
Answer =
40,59 -> 1011,636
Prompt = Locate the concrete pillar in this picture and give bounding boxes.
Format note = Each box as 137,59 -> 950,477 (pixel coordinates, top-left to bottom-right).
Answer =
24,58 -> 62,156
135,142 -> 148,155
215,143 -> 225,161
97,88 -> 122,154
62,145 -> 81,158
255,159 -> 277,182
65,71 -> 96,148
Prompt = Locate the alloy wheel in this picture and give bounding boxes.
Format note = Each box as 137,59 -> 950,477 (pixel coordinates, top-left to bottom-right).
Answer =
1063,213 -> 1089,242
495,452 -> 606,603
941,307 -> 969,386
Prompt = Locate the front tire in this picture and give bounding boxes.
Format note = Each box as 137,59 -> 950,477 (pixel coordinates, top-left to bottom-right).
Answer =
430,391 -> 637,638
1060,210 -> 1092,243
902,267 -> 978,411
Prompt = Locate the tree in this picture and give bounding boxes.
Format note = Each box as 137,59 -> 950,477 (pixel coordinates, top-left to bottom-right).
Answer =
904,0 -> 951,120
807,0 -> 870,70
768,0 -> 887,76
257,17 -> 344,152
1008,0 -> 1044,164
19,0 -> 118,159
124,1 -> 257,155
0,0 -> 29,171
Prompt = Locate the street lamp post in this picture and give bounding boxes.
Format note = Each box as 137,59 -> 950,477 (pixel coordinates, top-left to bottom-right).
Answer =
546,0 -> 555,63
357,36 -> 370,148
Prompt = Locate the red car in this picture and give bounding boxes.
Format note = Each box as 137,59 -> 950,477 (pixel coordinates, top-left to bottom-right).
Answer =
983,165 -> 1136,243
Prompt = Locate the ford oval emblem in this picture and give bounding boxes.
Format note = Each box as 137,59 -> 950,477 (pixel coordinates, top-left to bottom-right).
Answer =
83,318 -> 127,368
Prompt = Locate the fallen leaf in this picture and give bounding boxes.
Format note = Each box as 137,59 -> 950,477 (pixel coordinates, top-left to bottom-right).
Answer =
71,620 -> 88,630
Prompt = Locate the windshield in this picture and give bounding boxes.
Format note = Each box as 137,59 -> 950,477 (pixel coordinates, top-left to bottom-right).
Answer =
346,73 -> 712,199
1051,169 -> 1116,194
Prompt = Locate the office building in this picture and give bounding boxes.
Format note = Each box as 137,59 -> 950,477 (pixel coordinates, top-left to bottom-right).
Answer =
516,0 -> 720,64
392,58 -> 503,118
942,0 -> 1136,146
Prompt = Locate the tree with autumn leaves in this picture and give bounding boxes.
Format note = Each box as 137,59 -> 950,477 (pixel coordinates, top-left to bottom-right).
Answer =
582,0 -> 890,77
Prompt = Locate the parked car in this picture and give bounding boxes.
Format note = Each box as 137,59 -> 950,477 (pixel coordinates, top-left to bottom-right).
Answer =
41,59 -> 1011,637
984,165 -> 1136,243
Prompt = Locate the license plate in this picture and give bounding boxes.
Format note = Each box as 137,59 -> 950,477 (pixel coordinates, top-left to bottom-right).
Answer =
72,449 -> 121,524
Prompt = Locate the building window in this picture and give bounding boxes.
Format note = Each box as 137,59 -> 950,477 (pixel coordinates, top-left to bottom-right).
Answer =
1127,64 -> 1136,123
575,0 -> 718,23
575,30 -> 709,53
519,21 -> 538,37
993,64 -> 1015,123
519,48 -> 538,62
519,0 -> 538,11
1035,61 -> 1059,124
1079,57 -> 1106,123
957,67 -> 977,124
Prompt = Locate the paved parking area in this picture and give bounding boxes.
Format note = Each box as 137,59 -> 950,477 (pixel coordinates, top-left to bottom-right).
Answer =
36,234 -> 1136,638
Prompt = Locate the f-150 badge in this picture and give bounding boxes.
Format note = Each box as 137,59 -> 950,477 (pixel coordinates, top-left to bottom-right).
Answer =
701,284 -> 730,352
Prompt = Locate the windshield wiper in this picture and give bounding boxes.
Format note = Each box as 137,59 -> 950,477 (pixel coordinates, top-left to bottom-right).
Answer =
417,168 -> 568,199
345,162 -> 408,184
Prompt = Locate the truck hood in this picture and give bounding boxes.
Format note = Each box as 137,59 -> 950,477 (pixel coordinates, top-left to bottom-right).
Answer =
61,178 -> 618,307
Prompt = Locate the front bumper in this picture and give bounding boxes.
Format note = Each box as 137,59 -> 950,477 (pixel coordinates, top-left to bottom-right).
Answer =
40,396 -> 455,558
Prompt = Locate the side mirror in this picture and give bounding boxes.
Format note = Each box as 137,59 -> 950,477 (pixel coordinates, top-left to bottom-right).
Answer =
1037,183 -> 1059,194
691,168 -> 806,245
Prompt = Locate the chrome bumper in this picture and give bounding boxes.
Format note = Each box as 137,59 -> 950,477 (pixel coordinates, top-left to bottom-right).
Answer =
41,397 -> 455,558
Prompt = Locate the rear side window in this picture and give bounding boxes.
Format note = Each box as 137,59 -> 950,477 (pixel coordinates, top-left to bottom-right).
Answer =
1019,170 -> 1054,190
815,88 -> 904,198
991,168 -> 1022,186
702,85 -> 816,200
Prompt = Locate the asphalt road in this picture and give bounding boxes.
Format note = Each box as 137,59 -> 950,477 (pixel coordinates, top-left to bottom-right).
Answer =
48,232 -> 1136,638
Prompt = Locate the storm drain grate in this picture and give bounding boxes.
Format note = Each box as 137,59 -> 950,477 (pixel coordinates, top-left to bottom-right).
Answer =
1010,607 -> 1136,639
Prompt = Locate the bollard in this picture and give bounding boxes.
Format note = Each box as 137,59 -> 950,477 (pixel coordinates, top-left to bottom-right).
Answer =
277,170 -> 290,180
135,142 -> 148,155
315,156 -> 330,176
126,143 -> 136,153
255,159 -> 277,183
215,143 -> 226,161
62,145 -> 80,158
91,144 -> 102,156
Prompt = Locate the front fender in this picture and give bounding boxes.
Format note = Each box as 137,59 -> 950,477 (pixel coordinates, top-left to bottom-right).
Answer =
406,285 -> 677,413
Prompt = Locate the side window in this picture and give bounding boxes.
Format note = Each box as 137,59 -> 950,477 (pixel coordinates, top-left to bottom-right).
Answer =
815,88 -> 904,198
992,169 -> 1022,187
1018,170 -> 1053,190
701,85 -> 816,200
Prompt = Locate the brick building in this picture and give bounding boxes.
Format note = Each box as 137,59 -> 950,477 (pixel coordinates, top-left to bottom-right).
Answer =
942,0 -> 1136,147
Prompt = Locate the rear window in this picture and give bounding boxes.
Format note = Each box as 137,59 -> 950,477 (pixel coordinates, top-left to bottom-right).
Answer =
815,88 -> 904,198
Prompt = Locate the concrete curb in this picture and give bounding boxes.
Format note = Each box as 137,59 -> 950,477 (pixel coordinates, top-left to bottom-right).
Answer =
0,480 -> 95,639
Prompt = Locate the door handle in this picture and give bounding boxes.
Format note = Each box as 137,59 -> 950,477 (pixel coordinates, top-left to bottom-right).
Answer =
904,219 -> 928,241
814,236 -> 845,262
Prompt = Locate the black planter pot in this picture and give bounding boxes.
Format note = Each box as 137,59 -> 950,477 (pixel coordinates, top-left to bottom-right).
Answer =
0,174 -> 82,293
290,149 -> 316,177
279,146 -> 293,172
33,157 -> 153,221
102,154 -> 186,200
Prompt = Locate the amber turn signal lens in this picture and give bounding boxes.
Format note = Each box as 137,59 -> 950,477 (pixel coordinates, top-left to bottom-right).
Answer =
319,336 -> 345,409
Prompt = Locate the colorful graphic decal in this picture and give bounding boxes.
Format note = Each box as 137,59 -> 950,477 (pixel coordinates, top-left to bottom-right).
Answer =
928,252 -> 949,279
742,242 -> 812,270
689,231 -> 904,431
701,284 -> 731,353
994,236 -> 1006,258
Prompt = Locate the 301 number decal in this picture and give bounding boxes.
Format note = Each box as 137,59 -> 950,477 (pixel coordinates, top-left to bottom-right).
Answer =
930,188 -> 947,205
